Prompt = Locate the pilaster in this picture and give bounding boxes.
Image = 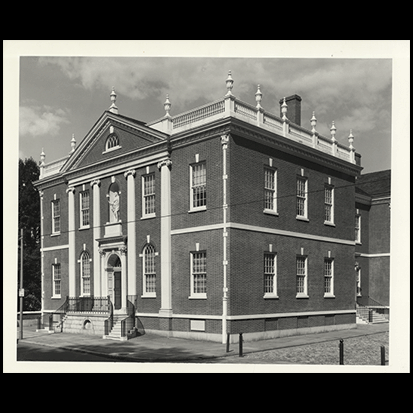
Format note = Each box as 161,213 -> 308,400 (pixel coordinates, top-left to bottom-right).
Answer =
66,186 -> 76,296
157,159 -> 173,318
124,169 -> 136,296
91,179 -> 101,296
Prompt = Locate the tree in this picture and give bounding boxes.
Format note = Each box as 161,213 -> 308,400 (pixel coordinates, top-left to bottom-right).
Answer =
18,157 -> 41,311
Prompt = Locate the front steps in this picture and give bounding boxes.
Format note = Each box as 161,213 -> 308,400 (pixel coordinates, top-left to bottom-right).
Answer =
103,315 -> 137,341
356,305 -> 389,324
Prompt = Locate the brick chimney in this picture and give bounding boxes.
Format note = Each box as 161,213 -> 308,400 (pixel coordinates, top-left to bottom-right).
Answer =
279,94 -> 302,126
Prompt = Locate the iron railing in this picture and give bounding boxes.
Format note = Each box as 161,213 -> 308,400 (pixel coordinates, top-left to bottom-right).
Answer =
67,296 -> 110,313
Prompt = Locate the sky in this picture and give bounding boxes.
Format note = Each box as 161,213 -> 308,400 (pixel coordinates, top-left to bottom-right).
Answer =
13,43 -> 398,174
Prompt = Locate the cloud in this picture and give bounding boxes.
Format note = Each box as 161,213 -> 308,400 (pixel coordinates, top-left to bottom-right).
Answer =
20,104 -> 70,138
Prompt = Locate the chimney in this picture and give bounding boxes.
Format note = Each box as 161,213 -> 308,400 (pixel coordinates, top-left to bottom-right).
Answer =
279,94 -> 302,126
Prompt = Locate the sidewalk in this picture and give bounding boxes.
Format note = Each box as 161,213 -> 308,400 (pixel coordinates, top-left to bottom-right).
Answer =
19,323 -> 389,363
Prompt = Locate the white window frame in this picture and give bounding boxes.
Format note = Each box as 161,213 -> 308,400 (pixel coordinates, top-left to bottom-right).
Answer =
264,253 -> 278,298
80,251 -> 91,297
296,177 -> 308,220
52,263 -> 61,298
142,173 -> 156,219
79,190 -> 90,228
355,213 -> 361,244
324,258 -> 335,298
324,185 -> 334,225
189,161 -> 207,212
142,244 -> 156,297
296,256 -> 309,298
264,167 -> 278,215
189,251 -> 207,299
51,199 -> 61,234
103,134 -> 121,154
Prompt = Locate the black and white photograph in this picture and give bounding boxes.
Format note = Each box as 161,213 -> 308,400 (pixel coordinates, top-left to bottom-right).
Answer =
4,40 -> 410,373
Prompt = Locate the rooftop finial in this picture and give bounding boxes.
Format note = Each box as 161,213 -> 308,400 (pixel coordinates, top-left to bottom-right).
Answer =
164,94 -> 171,118
40,148 -> 45,164
70,133 -> 76,153
225,70 -> 234,96
281,97 -> 288,121
330,121 -> 337,142
348,129 -> 354,148
255,84 -> 263,109
109,87 -> 119,114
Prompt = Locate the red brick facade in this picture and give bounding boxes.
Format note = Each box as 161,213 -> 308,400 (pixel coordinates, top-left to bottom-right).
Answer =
35,91 -> 373,342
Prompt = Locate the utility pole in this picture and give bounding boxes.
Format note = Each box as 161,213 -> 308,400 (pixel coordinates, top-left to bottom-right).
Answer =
19,228 -> 24,340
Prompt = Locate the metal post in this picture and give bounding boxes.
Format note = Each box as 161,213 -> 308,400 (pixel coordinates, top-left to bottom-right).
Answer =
381,346 -> 386,365
226,333 -> 230,352
368,309 -> 373,323
19,228 -> 24,340
239,333 -> 243,357
339,339 -> 344,365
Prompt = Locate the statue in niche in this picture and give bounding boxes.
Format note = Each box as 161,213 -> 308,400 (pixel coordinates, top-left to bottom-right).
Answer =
108,181 -> 120,223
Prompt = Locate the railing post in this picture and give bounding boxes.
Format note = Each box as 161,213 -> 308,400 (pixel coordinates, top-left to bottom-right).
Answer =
226,333 -> 230,353
381,346 -> 386,365
239,333 -> 243,357
339,339 -> 344,365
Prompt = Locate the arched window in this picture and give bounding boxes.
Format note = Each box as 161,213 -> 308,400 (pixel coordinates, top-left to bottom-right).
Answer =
142,244 -> 156,296
80,251 -> 91,296
105,134 -> 119,151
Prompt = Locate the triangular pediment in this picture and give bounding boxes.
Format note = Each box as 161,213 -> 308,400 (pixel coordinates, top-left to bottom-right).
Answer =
61,111 -> 167,173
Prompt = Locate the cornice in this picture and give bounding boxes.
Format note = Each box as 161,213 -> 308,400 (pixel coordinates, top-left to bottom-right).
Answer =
228,118 -> 363,177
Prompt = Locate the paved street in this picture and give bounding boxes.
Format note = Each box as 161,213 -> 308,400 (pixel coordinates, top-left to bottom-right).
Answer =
17,341 -> 120,362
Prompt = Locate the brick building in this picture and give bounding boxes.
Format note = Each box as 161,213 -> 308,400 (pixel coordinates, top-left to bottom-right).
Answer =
355,170 -> 391,319
34,72 -> 373,342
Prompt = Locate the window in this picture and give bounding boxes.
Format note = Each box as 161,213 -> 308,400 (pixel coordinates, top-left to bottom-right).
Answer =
80,191 -> 90,227
296,256 -> 308,297
324,258 -> 334,297
105,134 -> 119,151
264,253 -> 277,297
142,244 -> 156,296
190,162 -> 206,210
324,185 -> 334,224
142,173 -> 155,218
80,251 -> 91,296
52,200 -> 61,233
264,167 -> 277,214
52,264 -> 61,297
190,251 -> 207,298
355,213 -> 361,243
296,177 -> 308,219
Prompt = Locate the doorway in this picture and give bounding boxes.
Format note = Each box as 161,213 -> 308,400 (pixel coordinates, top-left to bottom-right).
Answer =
107,253 -> 122,311
114,271 -> 121,310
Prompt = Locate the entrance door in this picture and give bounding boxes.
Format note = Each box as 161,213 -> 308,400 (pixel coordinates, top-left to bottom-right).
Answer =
114,271 -> 122,310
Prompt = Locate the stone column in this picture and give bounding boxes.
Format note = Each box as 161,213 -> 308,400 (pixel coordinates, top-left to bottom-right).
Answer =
66,186 -> 76,297
91,179 -> 101,297
157,159 -> 173,319
124,170 -> 136,297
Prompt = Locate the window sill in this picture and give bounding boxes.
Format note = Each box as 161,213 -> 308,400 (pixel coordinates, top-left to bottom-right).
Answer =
324,293 -> 335,298
102,146 -> 122,155
356,241 -> 362,245
324,221 -> 335,227
263,209 -> 279,216
141,214 -> 156,220
296,216 -> 309,222
51,232 -> 61,237
263,293 -> 279,299
188,206 -> 207,213
79,225 -> 90,230
141,294 -> 156,298
296,293 -> 309,299
188,295 -> 207,300
51,296 -> 62,300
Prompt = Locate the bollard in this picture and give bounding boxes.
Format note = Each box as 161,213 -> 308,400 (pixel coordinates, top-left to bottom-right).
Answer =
37,316 -> 41,330
49,314 -> 53,331
380,346 -> 386,365
226,333 -> 230,353
339,339 -> 344,365
239,333 -> 243,357
368,309 -> 373,323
